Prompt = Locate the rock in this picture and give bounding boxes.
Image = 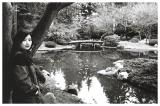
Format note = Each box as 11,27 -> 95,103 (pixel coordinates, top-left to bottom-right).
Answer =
113,60 -> 124,69
44,92 -> 57,103
97,67 -> 118,76
98,60 -> 124,76
40,69 -> 84,103
117,71 -> 128,80
42,69 -> 51,77
64,85 -> 78,96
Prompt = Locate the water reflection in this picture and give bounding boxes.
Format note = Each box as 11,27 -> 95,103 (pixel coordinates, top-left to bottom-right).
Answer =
34,49 -> 157,104
78,76 -> 108,104
51,68 -> 66,90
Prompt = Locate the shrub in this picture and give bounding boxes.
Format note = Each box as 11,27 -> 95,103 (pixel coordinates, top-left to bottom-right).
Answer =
149,39 -> 158,46
129,38 -> 139,43
45,41 -> 56,48
103,34 -> 120,47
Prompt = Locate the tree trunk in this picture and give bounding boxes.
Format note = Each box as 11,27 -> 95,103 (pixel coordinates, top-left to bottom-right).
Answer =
31,3 -> 72,56
11,3 -> 17,39
3,2 -> 13,103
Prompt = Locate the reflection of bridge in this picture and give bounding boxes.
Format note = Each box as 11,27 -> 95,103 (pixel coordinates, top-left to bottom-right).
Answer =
69,40 -> 103,49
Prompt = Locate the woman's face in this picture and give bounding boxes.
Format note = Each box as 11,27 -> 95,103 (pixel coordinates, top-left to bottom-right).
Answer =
20,34 -> 32,50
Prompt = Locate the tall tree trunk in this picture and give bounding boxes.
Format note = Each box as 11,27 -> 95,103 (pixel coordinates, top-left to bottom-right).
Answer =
3,2 -> 13,103
31,3 -> 72,56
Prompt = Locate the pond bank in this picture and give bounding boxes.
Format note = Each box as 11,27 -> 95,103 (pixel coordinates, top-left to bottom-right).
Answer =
37,42 -> 75,53
39,69 -> 84,104
38,40 -> 158,53
98,58 -> 157,93
119,58 -> 157,93
36,42 -> 85,103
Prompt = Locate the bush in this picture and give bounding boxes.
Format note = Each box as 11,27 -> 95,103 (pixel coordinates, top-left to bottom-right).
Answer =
103,34 -> 120,47
149,39 -> 158,46
45,41 -> 56,48
56,39 -> 68,45
129,38 -> 139,43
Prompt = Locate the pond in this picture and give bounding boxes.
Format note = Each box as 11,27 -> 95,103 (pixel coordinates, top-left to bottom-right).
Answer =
34,48 -> 157,104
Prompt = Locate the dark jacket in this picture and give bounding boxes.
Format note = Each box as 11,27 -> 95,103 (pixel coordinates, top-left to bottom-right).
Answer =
12,51 -> 45,103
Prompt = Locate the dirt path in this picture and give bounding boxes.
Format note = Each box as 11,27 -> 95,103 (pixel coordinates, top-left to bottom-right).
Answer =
118,40 -> 157,52
37,42 -> 75,53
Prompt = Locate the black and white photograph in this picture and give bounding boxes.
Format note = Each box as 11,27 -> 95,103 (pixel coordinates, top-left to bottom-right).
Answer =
2,1 -> 158,104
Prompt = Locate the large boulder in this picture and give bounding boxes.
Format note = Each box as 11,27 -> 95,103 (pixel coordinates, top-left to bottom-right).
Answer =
103,34 -> 120,47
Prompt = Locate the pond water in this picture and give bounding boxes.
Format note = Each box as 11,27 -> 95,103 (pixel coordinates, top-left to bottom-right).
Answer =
34,48 -> 157,104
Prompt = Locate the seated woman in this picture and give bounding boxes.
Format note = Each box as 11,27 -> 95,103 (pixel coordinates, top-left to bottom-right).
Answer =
10,31 -> 46,103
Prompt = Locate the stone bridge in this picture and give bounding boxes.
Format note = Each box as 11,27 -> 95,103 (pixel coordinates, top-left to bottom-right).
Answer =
68,40 -> 103,49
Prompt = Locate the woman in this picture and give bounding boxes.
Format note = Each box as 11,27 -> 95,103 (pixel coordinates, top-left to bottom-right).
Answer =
10,31 -> 46,103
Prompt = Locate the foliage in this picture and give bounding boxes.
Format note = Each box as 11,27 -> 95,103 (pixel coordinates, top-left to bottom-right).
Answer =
13,3 -> 47,32
48,20 -> 81,44
149,39 -> 158,46
45,41 -> 57,48
12,2 -> 158,42
80,2 -> 97,18
46,2 -> 158,42
131,3 -> 158,39
124,58 -> 157,92
103,34 -> 120,47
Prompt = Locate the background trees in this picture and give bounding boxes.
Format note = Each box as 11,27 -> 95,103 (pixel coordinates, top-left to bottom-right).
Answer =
47,2 -> 157,42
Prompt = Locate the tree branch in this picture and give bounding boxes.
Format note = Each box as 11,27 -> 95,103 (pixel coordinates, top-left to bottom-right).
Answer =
31,2 -> 73,56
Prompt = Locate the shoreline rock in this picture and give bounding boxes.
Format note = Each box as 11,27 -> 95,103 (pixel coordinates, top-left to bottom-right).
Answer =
97,58 -> 157,93
40,69 -> 84,104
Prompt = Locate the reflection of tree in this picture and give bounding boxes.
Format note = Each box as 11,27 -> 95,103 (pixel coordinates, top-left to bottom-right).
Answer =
117,50 -> 158,60
52,51 -> 110,91
97,76 -> 129,103
117,50 -> 139,59
100,49 -> 120,60
97,74 -> 157,103
39,50 -> 157,103
134,88 -> 157,103
106,82 -> 129,103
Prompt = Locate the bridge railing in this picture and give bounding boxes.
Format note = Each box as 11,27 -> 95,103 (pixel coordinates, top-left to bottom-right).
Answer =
68,40 -> 103,49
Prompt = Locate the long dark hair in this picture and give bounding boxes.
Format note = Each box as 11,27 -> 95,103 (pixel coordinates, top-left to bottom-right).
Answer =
10,31 -> 32,61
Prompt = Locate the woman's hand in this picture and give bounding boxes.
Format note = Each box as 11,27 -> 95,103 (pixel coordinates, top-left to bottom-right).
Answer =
35,90 -> 39,95
35,85 -> 40,95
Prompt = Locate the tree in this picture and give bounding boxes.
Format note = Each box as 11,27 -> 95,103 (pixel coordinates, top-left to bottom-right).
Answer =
131,3 -> 158,42
3,3 -> 13,103
80,2 -> 96,19
3,2 -> 72,103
